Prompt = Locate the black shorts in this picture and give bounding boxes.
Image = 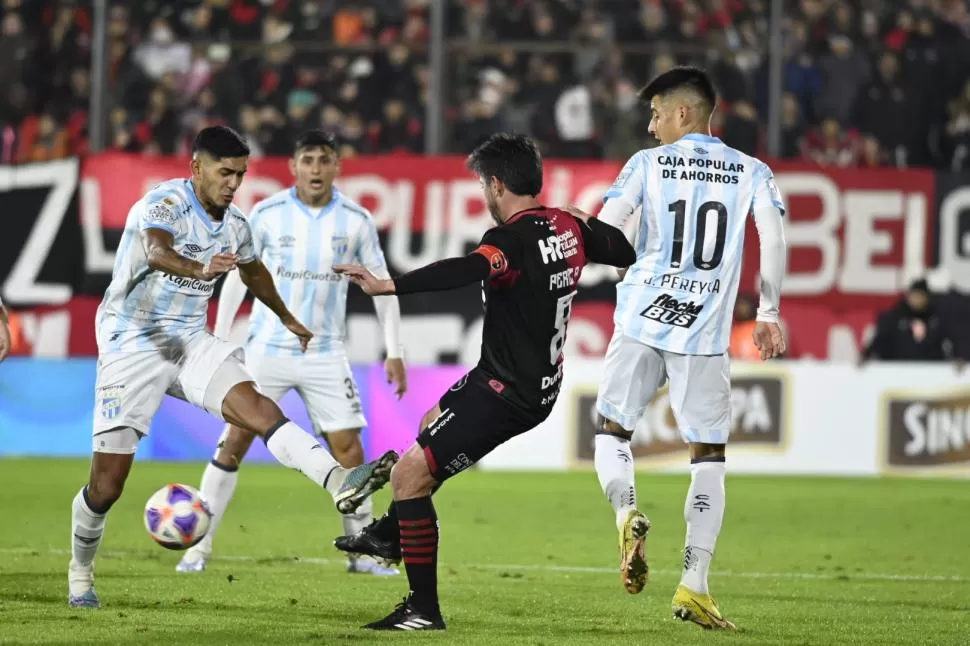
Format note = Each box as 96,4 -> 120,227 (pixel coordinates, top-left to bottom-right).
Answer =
417,368 -> 548,482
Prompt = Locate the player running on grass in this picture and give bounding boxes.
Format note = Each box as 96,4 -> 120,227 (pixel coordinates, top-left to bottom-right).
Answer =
593,66 -> 787,629
177,130 -> 405,577
69,126 -> 397,609
331,133 -> 637,631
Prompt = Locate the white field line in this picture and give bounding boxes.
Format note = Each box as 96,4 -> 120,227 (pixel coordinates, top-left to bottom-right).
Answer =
2,547 -> 967,583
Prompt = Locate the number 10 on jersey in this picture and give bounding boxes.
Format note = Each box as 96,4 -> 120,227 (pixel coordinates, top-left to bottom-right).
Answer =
667,199 -> 728,271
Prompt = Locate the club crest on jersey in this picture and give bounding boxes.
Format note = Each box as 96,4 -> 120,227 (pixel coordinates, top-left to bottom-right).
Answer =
331,235 -> 349,256
98,386 -> 124,420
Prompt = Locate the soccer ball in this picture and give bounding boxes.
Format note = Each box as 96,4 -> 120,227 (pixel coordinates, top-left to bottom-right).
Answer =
144,483 -> 212,550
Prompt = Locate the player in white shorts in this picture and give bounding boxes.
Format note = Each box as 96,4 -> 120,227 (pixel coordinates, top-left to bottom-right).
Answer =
591,67 -> 787,629
68,126 -> 399,609
177,130 -> 406,576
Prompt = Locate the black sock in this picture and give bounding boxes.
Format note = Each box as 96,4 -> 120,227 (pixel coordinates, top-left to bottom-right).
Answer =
397,496 -> 440,616
372,484 -> 441,543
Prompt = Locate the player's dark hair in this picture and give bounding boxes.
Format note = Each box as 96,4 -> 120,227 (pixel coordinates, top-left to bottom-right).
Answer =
466,133 -> 543,197
192,125 -> 250,159
638,66 -> 717,111
294,129 -> 339,155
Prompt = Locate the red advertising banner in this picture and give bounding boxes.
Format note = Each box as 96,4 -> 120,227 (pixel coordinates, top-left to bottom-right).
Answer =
4,154 -> 964,361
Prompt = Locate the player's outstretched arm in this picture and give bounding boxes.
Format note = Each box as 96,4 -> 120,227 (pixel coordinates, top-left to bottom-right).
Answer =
237,259 -> 312,351
142,229 -> 237,280
335,254 -> 492,296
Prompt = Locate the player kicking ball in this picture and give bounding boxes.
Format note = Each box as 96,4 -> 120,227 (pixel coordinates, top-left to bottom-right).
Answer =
332,133 -> 636,630
69,126 -> 398,609
592,67 -> 788,629
176,130 -> 405,577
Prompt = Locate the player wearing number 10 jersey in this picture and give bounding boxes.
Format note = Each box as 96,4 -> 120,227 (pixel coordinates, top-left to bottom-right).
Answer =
331,133 -> 636,630
592,67 -> 788,629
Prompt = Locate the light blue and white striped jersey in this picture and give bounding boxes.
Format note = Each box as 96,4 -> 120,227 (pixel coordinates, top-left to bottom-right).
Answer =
97,178 -> 256,353
605,133 -> 786,356
245,187 -> 388,357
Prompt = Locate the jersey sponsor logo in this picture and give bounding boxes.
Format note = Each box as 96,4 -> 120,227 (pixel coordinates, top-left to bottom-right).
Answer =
538,230 -> 579,265
640,294 -> 704,328
274,266 -> 342,282
331,234 -> 349,256
488,378 -> 506,394
883,387 -> 970,472
278,235 -> 296,248
97,384 -> 125,420
573,376 -> 785,461
643,273 -> 721,295
473,244 -> 508,276
442,452 -> 471,476
164,273 -> 216,294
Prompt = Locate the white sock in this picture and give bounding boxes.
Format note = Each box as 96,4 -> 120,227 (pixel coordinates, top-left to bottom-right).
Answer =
594,434 -> 637,530
680,460 -> 726,594
194,460 -> 239,554
342,495 -> 373,538
71,487 -> 107,569
265,421 -> 343,497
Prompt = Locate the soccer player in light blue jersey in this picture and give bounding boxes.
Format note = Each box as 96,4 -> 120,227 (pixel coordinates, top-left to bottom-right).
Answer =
69,127 -> 398,609
177,130 -> 406,576
591,68 -> 788,629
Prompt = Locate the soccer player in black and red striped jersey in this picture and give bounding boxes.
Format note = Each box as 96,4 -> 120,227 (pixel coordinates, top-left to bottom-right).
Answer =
333,133 -> 636,631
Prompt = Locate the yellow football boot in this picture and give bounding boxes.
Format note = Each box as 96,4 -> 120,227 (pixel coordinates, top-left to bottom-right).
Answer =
618,509 -> 650,594
671,584 -> 737,630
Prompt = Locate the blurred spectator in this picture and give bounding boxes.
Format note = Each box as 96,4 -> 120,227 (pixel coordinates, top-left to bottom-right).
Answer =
804,118 -> 860,167
2,0 -> 970,168
729,294 -> 763,361
860,279 -> 959,364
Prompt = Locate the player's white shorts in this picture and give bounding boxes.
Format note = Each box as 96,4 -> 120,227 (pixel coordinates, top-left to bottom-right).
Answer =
595,328 -> 731,444
245,352 -> 366,434
93,332 -> 250,451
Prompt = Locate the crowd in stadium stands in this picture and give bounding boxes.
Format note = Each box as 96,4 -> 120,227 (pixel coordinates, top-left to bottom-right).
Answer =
3,0 -> 970,168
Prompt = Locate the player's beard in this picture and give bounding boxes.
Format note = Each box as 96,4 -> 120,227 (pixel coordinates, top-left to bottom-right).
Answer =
486,192 -> 502,225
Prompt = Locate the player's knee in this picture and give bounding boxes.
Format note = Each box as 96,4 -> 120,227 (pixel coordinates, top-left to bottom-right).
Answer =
391,446 -> 433,498
88,471 -> 126,510
597,418 -> 634,441
689,442 -> 726,462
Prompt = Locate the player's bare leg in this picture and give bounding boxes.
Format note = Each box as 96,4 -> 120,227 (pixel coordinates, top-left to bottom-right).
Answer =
69,434 -> 139,608
177,424 -> 255,572
595,418 -> 650,594
219,381 -> 397,513
672,441 -> 735,630
327,429 -> 399,576
362,442 -> 445,631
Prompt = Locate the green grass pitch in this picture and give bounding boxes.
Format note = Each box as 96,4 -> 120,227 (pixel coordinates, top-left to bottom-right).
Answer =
1,458 -> 968,645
